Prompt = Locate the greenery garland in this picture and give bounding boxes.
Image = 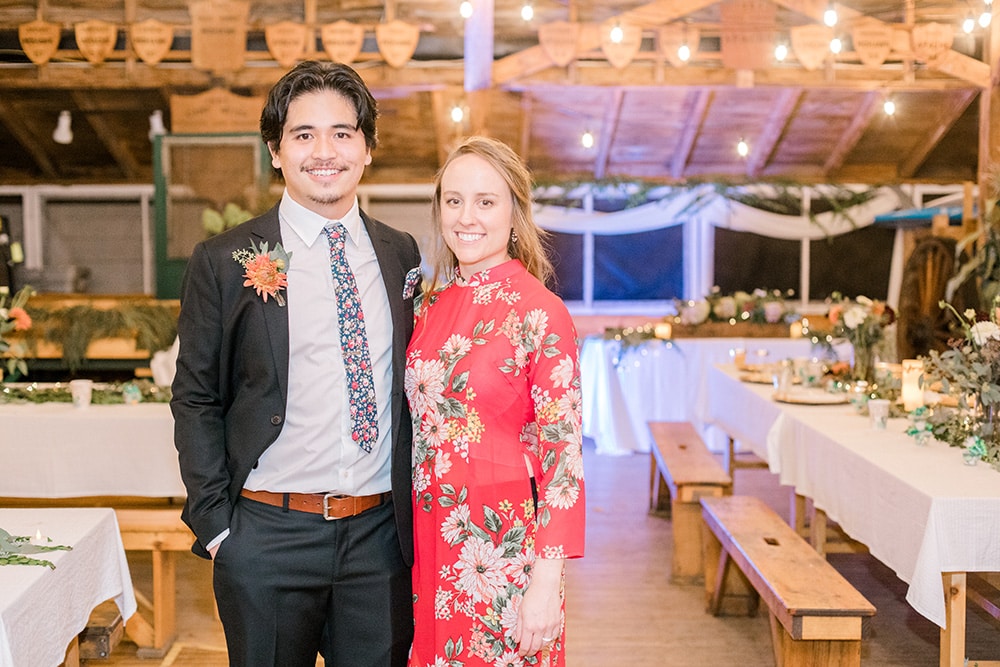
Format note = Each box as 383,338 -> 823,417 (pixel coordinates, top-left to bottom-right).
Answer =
20,303 -> 177,371
0,379 -> 171,404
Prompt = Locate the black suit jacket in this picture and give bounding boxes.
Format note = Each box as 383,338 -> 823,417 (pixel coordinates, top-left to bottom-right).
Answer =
171,203 -> 419,564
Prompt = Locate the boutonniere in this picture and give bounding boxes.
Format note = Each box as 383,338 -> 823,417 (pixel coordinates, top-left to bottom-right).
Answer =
403,266 -> 422,300
233,240 -> 293,307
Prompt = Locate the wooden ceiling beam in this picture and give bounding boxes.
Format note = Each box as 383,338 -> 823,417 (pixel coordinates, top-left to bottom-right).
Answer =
71,91 -> 144,180
493,0 -> 719,84
823,90 -> 882,174
898,88 -> 977,178
670,89 -> 712,179
592,89 -> 624,179
0,98 -> 60,179
746,87 -> 802,179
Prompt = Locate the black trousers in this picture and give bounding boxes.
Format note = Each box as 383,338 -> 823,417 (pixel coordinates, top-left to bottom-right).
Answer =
213,495 -> 412,667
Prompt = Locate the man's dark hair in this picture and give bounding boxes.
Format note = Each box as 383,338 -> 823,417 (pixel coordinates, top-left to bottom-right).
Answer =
260,60 -> 379,153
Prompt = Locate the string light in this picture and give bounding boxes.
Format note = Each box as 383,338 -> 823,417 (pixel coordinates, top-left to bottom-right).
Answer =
830,37 -> 843,54
678,42 -> 691,62
736,138 -> 749,157
450,105 -> 465,124
459,0 -> 473,19
980,10 -> 993,27
774,42 -> 789,62
883,97 -> 896,116
824,2 -> 838,27
963,12 -> 977,32
581,130 -> 595,149
609,22 -> 624,44
521,1 -> 533,21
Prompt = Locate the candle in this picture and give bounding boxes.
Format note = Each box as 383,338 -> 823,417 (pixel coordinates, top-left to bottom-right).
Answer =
654,322 -> 672,340
902,359 -> 924,412
30,527 -> 45,546
789,320 -> 803,338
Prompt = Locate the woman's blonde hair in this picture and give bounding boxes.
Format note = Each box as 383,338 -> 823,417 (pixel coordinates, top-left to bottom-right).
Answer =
428,136 -> 553,292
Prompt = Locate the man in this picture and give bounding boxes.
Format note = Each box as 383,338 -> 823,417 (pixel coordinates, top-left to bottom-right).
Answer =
171,61 -> 421,667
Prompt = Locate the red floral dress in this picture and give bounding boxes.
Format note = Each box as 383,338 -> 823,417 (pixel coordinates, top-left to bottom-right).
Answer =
404,259 -> 586,667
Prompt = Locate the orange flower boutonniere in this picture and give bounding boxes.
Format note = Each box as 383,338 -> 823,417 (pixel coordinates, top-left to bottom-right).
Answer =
233,240 -> 293,307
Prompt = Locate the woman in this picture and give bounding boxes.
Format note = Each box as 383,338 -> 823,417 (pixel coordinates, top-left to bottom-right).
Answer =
404,136 -> 586,667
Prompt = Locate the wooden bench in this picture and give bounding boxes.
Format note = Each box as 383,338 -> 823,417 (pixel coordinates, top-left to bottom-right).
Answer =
648,421 -> 733,583
115,508 -> 195,658
700,495 -> 876,667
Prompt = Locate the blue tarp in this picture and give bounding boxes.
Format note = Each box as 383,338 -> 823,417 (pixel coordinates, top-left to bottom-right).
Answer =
872,206 -> 965,228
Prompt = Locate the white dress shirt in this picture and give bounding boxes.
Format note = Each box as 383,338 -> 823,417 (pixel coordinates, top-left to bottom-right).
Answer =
244,191 -> 394,496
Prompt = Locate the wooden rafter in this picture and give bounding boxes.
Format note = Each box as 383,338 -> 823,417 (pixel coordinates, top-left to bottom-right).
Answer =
0,97 -> 59,179
670,89 -> 713,179
592,89 -> 624,179
898,89 -> 977,178
71,91 -> 144,180
823,90 -> 882,175
747,88 -> 802,179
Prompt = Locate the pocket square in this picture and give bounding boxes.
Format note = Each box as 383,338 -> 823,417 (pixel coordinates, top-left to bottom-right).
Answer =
403,266 -> 423,300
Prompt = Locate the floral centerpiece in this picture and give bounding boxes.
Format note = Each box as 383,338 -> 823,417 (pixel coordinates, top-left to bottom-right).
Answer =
825,292 -> 894,383
919,300 -> 1000,469
680,287 -> 795,326
1,285 -> 34,379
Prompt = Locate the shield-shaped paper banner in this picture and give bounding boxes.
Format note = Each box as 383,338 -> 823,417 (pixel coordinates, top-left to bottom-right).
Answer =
539,21 -> 580,67
75,20 -> 118,64
600,21 -> 642,69
322,20 -> 364,64
851,17 -> 892,68
190,0 -> 249,73
658,24 -> 699,68
265,21 -> 307,68
130,19 -> 173,66
18,20 -> 61,66
376,20 -> 420,69
790,24 -> 833,71
911,22 -> 954,62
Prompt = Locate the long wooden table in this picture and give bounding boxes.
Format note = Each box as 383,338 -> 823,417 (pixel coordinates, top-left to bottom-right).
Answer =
0,401 -> 191,657
706,363 -> 1000,667
0,507 -> 136,667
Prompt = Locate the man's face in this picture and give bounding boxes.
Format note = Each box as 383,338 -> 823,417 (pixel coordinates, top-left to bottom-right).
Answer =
269,89 -> 372,221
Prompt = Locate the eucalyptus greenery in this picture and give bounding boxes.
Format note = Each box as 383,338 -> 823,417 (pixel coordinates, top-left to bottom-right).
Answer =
0,528 -> 72,569
20,302 -> 177,371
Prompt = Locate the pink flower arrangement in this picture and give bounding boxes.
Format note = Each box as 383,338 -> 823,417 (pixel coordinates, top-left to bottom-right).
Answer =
1,285 -> 35,378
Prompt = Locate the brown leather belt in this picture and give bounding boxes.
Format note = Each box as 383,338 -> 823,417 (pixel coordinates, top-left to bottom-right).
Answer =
240,489 -> 391,520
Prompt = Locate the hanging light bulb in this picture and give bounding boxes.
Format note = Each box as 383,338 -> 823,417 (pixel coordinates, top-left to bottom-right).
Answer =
450,105 -> 464,124
883,97 -> 896,116
824,2 -> 838,27
521,1 -> 533,21
736,138 -> 749,157
581,130 -> 595,149
609,22 -> 624,44
830,37 -> 843,54
459,0 -> 473,19
52,110 -> 73,145
962,12 -> 976,33
678,42 -> 691,62
774,42 -> 789,62
980,10 -> 992,27
148,109 -> 166,141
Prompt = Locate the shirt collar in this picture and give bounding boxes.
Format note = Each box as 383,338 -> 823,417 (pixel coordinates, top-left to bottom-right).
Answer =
279,190 -> 362,248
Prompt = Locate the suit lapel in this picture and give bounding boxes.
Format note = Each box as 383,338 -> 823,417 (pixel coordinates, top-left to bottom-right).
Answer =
248,207 -> 290,405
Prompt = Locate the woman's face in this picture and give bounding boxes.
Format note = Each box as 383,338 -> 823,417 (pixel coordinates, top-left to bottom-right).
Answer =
438,153 -> 514,277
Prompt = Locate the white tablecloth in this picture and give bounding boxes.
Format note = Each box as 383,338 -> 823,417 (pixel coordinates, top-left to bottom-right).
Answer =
0,507 -> 137,667
0,402 -> 183,498
706,363 -> 1000,629
581,336 -> 843,455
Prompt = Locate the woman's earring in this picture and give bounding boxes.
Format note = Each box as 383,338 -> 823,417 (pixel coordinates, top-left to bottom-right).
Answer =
510,229 -> 519,244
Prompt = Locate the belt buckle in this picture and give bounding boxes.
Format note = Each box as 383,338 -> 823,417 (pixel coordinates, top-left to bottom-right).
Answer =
322,493 -> 347,520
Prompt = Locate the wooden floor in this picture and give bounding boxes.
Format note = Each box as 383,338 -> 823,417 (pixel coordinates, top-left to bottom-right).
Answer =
86,439 -> 999,666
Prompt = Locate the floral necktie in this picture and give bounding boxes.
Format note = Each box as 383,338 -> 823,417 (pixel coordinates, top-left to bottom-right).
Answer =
324,222 -> 378,452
